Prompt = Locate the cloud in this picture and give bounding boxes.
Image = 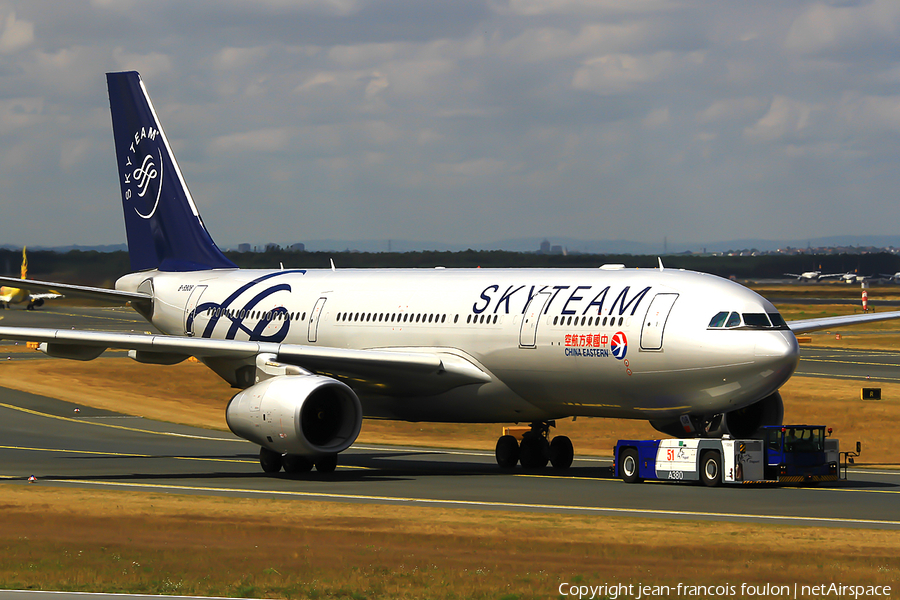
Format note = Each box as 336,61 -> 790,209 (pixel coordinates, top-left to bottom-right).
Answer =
0,98 -> 44,135
572,51 -> 704,95
641,107 -> 669,129
112,49 -> 173,80
785,0 -> 900,54
0,11 -> 33,53
208,127 -> 293,154
697,98 -> 766,125
743,96 -> 816,142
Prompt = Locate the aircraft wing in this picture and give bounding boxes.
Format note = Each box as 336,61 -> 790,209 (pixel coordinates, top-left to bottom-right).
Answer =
0,326 -> 491,397
788,310 -> 900,334
0,276 -> 148,305
28,293 -> 64,301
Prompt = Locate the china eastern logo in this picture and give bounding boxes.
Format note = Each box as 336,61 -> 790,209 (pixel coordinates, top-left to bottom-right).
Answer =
610,332 -> 628,360
122,126 -> 163,219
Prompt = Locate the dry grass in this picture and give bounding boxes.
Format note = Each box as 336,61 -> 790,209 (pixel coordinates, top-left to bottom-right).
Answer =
1,486 -> 898,598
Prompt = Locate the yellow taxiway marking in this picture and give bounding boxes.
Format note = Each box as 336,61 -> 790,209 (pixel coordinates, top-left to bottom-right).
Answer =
0,445 -> 369,470
517,473 -> 900,493
31,479 -> 900,527
0,444 -> 252,463
0,402 -> 242,442
802,356 -> 900,367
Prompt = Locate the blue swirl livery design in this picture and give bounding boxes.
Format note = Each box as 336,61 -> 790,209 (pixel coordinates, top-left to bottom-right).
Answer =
187,271 -> 307,343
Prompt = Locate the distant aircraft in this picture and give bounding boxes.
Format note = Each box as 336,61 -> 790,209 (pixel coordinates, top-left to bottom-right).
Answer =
4,71 -> 900,476
0,247 -> 63,310
837,271 -> 872,284
783,270 -> 842,281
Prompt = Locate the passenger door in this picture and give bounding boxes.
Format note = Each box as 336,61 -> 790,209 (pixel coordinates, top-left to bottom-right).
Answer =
308,297 -> 327,343
183,285 -> 207,336
519,291 -> 552,348
640,293 -> 678,350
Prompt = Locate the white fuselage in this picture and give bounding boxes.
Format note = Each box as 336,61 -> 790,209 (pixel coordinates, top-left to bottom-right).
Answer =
117,267 -> 799,424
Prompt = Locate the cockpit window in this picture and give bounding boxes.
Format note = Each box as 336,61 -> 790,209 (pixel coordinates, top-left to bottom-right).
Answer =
725,312 -> 742,328
708,310 -> 790,330
708,311 -> 728,328
768,313 -> 788,329
742,313 -> 771,328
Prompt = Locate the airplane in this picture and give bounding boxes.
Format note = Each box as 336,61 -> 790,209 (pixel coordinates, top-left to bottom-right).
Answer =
783,270 -> 843,281
837,271 -> 873,284
4,71 -> 900,475
0,246 -> 63,310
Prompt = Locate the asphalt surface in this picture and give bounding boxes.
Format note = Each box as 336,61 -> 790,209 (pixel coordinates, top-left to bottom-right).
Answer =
1,305 -> 899,529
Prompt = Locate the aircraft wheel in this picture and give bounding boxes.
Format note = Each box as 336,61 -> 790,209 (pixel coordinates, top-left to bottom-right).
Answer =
495,435 -> 520,469
700,451 -> 722,487
259,447 -> 283,474
620,448 -> 641,483
519,433 -> 549,469
26,304 -> 34,311
549,436 -> 574,470
314,454 -> 338,473
283,454 -> 314,474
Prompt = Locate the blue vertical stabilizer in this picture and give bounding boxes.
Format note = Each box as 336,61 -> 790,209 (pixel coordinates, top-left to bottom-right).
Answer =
107,71 -> 236,272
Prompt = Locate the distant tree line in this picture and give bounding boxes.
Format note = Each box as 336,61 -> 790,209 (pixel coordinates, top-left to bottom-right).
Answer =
3,247 -> 900,287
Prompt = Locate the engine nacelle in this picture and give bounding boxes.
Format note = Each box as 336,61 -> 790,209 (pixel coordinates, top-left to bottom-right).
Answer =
226,374 -> 362,455
715,391 -> 784,438
651,391 -> 784,439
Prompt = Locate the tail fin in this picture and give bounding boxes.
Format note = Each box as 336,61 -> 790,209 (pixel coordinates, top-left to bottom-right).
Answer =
20,246 -> 26,280
107,71 -> 236,272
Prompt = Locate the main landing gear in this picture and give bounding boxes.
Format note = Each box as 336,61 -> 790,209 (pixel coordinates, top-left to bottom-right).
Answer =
495,421 -> 574,471
258,447 -> 338,474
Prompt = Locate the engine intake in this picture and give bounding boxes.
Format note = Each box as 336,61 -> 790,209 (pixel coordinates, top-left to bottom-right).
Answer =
226,375 -> 362,455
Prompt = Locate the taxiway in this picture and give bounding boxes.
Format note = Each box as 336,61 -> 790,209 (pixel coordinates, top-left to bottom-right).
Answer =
1,305 -> 899,529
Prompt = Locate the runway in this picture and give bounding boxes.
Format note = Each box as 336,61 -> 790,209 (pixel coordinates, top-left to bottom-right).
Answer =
1,385 -> 899,529
2,305 -> 900,529
796,347 -> 900,382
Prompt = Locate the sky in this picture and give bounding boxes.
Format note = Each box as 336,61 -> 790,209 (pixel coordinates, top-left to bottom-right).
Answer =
1,0 -> 900,251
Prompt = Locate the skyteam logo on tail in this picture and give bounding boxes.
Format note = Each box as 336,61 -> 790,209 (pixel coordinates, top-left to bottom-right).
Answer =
123,127 -> 163,219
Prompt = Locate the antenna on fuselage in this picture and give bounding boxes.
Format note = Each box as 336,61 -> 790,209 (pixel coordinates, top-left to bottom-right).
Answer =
658,257 -> 664,271
330,258 -> 336,272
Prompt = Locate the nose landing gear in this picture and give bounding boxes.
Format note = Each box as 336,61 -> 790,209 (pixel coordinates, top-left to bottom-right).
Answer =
494,421 -> 573,471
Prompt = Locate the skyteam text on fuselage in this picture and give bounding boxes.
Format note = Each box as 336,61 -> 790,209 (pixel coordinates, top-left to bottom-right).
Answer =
2,71 -> 900,476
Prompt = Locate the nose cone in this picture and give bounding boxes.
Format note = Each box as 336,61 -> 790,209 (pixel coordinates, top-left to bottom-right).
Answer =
755,331 -> 800,375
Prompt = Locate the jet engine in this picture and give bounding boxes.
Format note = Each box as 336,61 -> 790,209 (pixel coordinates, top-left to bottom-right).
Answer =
226,374 -> 362,455
651,391 -> 784,439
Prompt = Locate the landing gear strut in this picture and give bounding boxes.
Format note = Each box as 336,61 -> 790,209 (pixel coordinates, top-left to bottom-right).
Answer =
494,421 -> 574,471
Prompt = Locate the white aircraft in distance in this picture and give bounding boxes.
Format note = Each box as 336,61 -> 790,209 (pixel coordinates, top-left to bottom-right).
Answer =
783,270 -> 843,281
837,271 -> 873,284
4,72 -> 900,476
0,246 -> 63,310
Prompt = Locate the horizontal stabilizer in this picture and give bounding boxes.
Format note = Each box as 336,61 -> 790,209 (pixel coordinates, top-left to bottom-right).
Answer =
0,276 -> 148,305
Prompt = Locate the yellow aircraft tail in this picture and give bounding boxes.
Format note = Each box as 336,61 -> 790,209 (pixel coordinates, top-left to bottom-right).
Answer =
20,246 -> 27,280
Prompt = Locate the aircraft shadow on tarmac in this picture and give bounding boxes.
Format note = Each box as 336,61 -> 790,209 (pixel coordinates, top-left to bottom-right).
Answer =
19,451 -> 617,485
